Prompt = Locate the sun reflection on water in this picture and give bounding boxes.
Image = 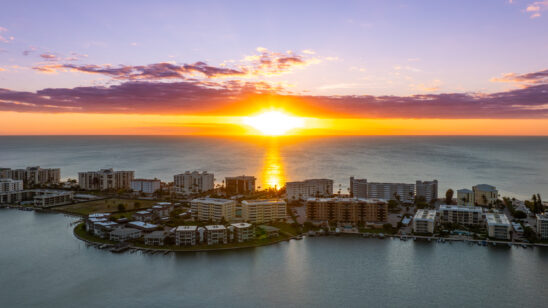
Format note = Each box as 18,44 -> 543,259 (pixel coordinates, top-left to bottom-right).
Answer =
261,139 -> 285,190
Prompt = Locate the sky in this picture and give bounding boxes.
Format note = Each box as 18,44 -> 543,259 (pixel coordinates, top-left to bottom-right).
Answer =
1,0 -> 548,135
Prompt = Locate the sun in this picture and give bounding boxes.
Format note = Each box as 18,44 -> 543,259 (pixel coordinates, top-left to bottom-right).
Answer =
243,111 -> 305,135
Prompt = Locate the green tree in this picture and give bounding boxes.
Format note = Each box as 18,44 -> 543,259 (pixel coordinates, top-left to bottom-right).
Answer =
445,189 -> 454,205
117,203 -> 126,212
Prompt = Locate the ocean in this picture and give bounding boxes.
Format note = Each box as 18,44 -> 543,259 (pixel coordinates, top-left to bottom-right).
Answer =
1,135 -> 547,199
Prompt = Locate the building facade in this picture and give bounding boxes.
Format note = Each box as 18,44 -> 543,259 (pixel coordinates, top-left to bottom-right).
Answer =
306,198 -> 388,224
536,213 -> 548,240
241,199 -> 287,224
78,169 -> 134,191
176,225 -> 198,246
205,225 -> 228,245
33,190 -> 73,207
472,184 -> 498,206
191,198 -> 236,222
231,223 -> 254,242
366,182 -> 415,202
173,171 -> 215,195
457,189 -> 474,206
131,179 -> 161,194
349,177 -> 368,198
415,180 -> 438,203
286,179 -> 334,201
413,209 -> 437,234
439,204 -> 483,226
0,178 -> 23,192
485,213 -> 511,240
0,166 -> 60,186
225,175 -> 256,195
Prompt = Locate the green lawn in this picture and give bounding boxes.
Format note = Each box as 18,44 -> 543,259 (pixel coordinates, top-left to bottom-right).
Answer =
55,198 -> 156,216
73,223 -> 116,244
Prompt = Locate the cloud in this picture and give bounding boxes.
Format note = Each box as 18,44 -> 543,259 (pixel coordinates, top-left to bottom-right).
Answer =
525,1 -> 548,18
0,77 -> 547,118
491,68 -> 548,85
40,53 -> 59,61
0,26 -> 14,43
33,48 -> 319,80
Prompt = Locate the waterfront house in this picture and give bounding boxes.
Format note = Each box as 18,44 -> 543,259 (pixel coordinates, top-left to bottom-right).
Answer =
127,221 -> 159,232
133,210 -> 153,222
144,231 -> 167,246
110,228 -> 142,242
230,223 -> 254,243
93,221 -> 119,238
412,209 -> 437,234
175,225 -> 198,246
205,225 -> 227,245
485,213 -> 511,240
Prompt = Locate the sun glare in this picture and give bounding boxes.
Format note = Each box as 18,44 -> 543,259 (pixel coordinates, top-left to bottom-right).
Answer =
243,111 -> 305,136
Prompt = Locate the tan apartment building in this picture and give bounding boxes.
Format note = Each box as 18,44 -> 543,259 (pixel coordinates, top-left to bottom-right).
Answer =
241,199 -> 287,224
306,197 -> 388,224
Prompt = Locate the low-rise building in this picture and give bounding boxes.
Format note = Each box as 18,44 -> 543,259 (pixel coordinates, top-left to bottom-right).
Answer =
306,198 -> 388,224
457,189 -> 474,206
485,213 -> 511,240
258,225 -> 280,238
205,225 -> 227,245
127,221 -> 159,232
191,198 -> 236,222
413,209 -> 437,234
439,204 -> 483,226
536,213 -> 548,240
151,202 -> 174,218
110,228 -> 141,242
133,210 -> 154,222
175,225 -> 198,246
144,231 -> 167,246
472,184 -> 498,206
131,179 -> 161,194
230,223 -> 254,242
33,190 -> 73,207
93,221 -> 119,238
286,179 -> 334,201
241,199 -> 287,224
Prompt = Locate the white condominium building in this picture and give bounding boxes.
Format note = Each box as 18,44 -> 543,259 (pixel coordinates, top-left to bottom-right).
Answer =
241,199 -> 287,224
485,213 -> 511,240
205,225 -> 227,245
472,184 -> 498,206
230,223 -> 254,243
33,190 -> 74,208
457,189 -> 474,206
413,209 -> 437,234
536,213 -> 548,240
286,179 -> 334,201
78,169 -> 134,191
439,204 -> 483,225
131,178 -> 161,194
415,180 -> 438,203
0,178 -> 23,192
366,182 -> 415,202
174,171 -> 214,195
175,225 -> 198,246
191,198 -> 236,222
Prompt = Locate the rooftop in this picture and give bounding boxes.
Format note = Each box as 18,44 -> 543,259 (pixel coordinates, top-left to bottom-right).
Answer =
128,221 -> 158,229
134,210 -> 152,215
205,225 -> 226,230
230,222 -> 253,228
242,199 -> 286,206
176,225 -> 198,231
439,204 -> 483,212
306,197 -> 387,204
111,228 -> 140,236
414,209 -> 436,221
192,198 -> 235,205
485,213 -> 510,226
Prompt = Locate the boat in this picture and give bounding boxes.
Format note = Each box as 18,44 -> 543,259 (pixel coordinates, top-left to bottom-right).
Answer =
378,233 -> 385,239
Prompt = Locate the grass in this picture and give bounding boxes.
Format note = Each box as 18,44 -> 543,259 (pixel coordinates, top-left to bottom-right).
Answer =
55,198 -> 156,216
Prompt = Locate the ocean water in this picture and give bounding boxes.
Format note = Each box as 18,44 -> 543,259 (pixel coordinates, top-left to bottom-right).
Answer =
1,210 -> 547,307
1,136 -> 547,199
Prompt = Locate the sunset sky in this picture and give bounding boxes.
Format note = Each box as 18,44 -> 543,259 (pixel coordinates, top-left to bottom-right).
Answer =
1,0 -> 548,135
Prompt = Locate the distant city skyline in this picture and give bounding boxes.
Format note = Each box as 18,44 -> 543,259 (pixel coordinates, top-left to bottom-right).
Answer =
1,0 -> 548,135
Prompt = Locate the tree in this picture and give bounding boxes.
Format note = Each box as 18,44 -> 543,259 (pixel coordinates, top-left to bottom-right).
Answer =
117,203 -> 126,212
513,210 -> 526,219
445,189 -> 454,205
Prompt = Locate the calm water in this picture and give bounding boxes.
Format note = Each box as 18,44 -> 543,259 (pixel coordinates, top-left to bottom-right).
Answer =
1,136 -> 547,199
1,210 -> 548,307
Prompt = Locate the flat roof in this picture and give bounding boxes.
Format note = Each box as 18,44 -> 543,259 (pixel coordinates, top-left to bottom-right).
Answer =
128,221 -> 158,229
306,197 -> 387,204
485,213 -> 510,226
205,225 -> 226,230
135,210 -> 152,215
176,225 -> 198,231
230,222 -> 253,228
439,204 -> 483,212
89,213 -> 111,218
94,221 -> 118,227
242,199 -> 286,205
414,209 -> 437,221
111,227 -> 140,235
192,198 -> 235,205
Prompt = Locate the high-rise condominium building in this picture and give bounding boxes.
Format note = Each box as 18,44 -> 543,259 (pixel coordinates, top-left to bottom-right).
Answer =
173,171 -> 215,195
225,175 -> 256,195
191,198 -> 236,222
415,180 -> 438,203
457,189 -> 474,206
0,166 -> 60,186
439,204 -> 483,226
306,197 -> 388,223
78,169 -> 134,191
349,177 -> 368,198
286,179 -> 334,201
366,182 -> 415,202
241,199 -> 287,224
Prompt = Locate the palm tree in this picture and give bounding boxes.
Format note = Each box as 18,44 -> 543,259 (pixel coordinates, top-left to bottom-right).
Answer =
445,189 -> 454,205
